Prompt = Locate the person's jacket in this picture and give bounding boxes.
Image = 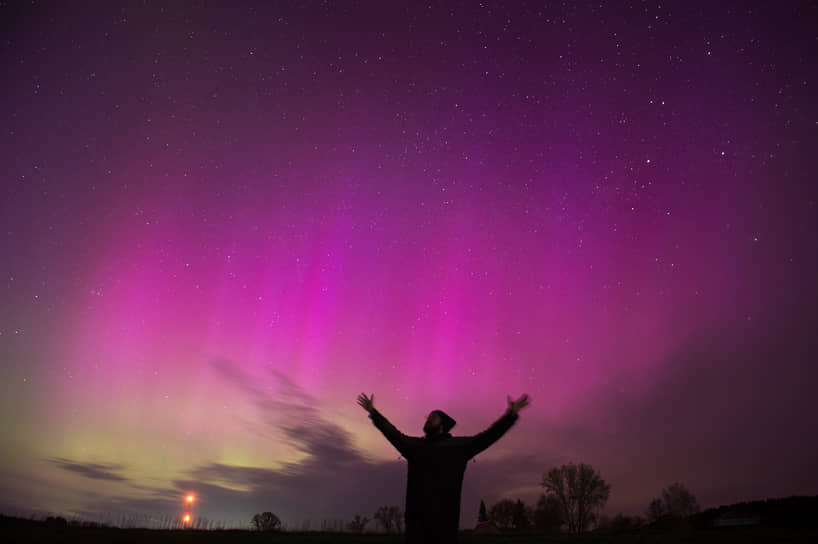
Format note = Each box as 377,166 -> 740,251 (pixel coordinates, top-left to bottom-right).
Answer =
369,408 -> 519,543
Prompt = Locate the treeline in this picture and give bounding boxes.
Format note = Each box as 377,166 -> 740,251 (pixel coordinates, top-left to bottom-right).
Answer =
477,482 -> 818,535
0,513 -> 231,531
251,505 -> 405,533
476,462 -> 611,534
473,462 -> 818,535
477,478 -> 700,535
250,462 -> 612,535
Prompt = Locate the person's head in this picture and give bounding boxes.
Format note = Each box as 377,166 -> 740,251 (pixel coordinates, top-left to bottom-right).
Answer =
423,410 -> 456,437
423,412 -> 442,436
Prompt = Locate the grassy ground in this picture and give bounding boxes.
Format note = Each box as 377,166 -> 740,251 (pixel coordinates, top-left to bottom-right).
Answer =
3,527 -> 818,544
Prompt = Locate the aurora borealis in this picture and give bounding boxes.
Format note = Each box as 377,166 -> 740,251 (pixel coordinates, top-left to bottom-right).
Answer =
1,0 -> 817,530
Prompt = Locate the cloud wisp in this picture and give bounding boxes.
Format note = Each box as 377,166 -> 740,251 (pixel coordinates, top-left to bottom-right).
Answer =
48,458 -> 129,482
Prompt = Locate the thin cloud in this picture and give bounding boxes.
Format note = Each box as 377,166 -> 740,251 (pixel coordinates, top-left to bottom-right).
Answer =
48,458 -> 129,482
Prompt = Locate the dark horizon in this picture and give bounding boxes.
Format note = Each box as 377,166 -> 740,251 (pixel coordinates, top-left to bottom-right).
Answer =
4,494 -> 818,532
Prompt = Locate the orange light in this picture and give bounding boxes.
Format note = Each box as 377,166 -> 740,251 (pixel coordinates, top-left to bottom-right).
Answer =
186,495 -> 194,503
183,513 -> 191,523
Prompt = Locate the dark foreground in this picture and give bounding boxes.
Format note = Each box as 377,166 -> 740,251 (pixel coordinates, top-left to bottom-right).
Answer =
3,527 -> 818,544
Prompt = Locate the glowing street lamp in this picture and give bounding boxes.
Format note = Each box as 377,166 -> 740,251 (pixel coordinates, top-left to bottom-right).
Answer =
181,493 -> 196,528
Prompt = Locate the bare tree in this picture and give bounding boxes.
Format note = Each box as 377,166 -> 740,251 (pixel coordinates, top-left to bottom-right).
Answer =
373,505 -> 395,533
540,463 -> 611,534
660,483 -> 700,518
388,505 -> 403,533
251,511 -> 281,532
347,514 -> 369,533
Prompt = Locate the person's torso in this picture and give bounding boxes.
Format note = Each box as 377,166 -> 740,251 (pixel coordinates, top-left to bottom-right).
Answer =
406,439 -> 469,512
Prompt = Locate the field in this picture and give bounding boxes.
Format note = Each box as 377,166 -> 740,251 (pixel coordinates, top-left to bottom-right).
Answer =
3,526 -> 818,544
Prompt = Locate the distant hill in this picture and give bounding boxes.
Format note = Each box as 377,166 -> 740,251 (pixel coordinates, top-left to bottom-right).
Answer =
690,495 -> 818,528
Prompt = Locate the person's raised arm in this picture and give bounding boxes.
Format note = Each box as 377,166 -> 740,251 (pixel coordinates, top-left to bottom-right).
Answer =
464,394 -> 530,459
357,393 -> 413,459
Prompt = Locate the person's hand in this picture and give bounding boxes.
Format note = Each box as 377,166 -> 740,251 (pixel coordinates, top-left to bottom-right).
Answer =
357,393 -> 375,413
507,393 -> 530,415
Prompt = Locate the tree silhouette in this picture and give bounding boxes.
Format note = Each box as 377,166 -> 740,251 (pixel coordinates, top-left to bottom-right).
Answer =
646,498 -> 665,523
346,514 -> 369,533
489,498 -> 516,530
389,505 -> 404,533
44,516 -> 68,528
533,493 -> 563,533
652,482 -> 700,519
598,513 -> 645,533
373,506 -> 392,532
511,499 -> 532,531
617,513 -> 644,532
478,499 -> 488,522
251,511 -> 281,532
540,462 -> 611,534
373,505 -> 402,533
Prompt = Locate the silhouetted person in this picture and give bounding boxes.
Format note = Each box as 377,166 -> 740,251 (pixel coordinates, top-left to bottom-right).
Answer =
357,392 -> 530,543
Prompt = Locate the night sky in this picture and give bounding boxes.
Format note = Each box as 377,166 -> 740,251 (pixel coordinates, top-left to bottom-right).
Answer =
2,0 -> 817,531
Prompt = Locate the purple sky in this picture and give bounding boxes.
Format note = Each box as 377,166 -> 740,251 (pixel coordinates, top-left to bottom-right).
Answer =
1,0 -> 817,530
